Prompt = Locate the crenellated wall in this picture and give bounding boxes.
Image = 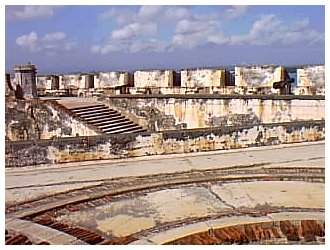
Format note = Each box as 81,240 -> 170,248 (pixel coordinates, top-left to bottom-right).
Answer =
296,65 -> 325,95
235,66 -> 284,88
181,68 -> 227,88
5,120 -> 325,167
94,72 -> 129,89
102,96 -> 324,132
134,70 -> 173,88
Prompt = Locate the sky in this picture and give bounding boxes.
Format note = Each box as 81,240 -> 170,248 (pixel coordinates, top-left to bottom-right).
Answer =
5,5 -> 325,74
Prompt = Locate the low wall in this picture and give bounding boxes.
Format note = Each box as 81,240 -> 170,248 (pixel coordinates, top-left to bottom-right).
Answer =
5,99 -> 99,141
101,95 -> 324,132
5,120 -> 324,167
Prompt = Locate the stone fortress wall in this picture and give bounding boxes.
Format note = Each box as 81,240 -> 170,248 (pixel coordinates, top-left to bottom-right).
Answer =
5,99 -> 100,141
17,65 -> 324,96
296,65 -> 325,95
5,120 -> 325,167
103,96 -> 324,131
5,63 -> 325,167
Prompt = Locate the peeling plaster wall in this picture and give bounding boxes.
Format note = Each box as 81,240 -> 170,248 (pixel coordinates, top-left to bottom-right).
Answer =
235,66 -> 283,88
5,100 -> 99,141
134,70 -> 173,88
181,69 -> 226,88
103,97 -> 324,131
5,121 -> 325,167
296,66 -> 325,95
94,72 -> 128,89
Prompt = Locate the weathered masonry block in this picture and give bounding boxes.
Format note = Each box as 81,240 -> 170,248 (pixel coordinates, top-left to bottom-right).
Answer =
235,65 -> 287,94
296,65 -> 325,95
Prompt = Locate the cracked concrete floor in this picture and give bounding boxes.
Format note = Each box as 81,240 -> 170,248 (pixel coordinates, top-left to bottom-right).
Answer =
55,181 -> 324,238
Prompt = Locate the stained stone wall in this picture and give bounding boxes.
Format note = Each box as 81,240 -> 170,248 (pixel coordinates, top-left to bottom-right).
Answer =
94,72 -> 128,89
5,120 -> 325,167
101,96 -> 324,132
181,68 -> 226,88
5,99 -> 99,141
134,70 -> 173,88
235,66 -> 284,88
296,66 -> 325,95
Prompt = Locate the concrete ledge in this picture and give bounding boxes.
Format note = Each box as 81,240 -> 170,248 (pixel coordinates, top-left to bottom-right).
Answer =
105,94 -> 325,100
6,218 -> 87,245
6,120 -> 325,147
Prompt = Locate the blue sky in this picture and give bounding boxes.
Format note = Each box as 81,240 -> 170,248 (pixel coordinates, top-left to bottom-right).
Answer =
5,5 -> 325,73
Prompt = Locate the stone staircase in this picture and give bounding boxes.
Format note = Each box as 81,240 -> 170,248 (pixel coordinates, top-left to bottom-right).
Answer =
61,101 -> 146,134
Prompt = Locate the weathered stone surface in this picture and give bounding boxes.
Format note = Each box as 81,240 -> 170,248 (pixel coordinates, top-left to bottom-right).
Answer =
297,65 -> 324,95
235,65 -> 283,88
94,72 -> 128,89
181,68 -> 227,88
104,97 -> 324,131
166,220 -> 325,244
5,121 -> 325,167
134,70 -> 173,88
5,99 -> 99,141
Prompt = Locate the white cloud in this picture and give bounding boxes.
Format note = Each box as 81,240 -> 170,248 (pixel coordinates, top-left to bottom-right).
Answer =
6,6 -> 59,21
93,6 -> 324,54
16,31 -> 75,54
137,6 -> 163,21
175,19 -> 215,34
129,39 -> 166,53
170,14 -> 227,49
111,22 -> 157,40
164,7 -> 191,20
98,7 -> 135,25
229,14 -> 324,46
42,32 -> 66,42
16,32 -> 39,52
224,6 -> 248,19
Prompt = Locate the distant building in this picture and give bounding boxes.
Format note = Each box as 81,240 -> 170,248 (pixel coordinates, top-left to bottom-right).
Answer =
14,62 -> 37,98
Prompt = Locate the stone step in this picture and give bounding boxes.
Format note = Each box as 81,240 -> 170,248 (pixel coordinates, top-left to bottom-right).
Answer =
98,120 -> 133,129
79,110 -> 119,119
59,101 -> 147,135
83,113 -> 122,121
121,128 -> 147,134
90,117 -> 128,126
101,123 -> 139,133
73,107 -> 114,115
70,104 -> 105,112
104,126 -> 146,134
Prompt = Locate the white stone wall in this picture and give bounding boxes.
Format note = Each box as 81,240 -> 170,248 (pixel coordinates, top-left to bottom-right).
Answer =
134,70 -> 173,88
235,66 -> 283,88
181,69 -> 225,88
59,74 -> 81,89
36,76 -> 52,90
94,72 -> 128,89
297,66 -> 325,89
108,98 -> 325,130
